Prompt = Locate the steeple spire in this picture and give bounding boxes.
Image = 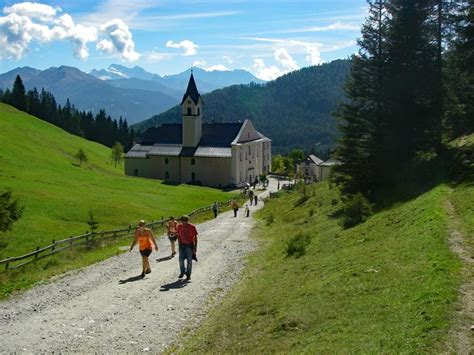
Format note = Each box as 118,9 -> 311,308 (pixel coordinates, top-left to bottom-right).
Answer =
181,72 -> 201,105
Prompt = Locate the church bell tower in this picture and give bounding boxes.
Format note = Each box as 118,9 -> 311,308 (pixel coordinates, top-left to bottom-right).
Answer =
181,71 -> 202,147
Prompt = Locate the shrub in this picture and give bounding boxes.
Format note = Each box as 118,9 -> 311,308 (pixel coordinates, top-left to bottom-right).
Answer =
286,232 -> 311,258
341,193 -> 373,228
266,213 -> 274,225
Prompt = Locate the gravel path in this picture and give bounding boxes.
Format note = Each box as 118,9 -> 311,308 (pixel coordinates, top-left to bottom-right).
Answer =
0,179 -> 278,353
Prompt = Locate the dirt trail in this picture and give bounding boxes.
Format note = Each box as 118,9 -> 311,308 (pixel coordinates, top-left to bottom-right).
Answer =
0,180 -> 278,353
444,196 -> 474,354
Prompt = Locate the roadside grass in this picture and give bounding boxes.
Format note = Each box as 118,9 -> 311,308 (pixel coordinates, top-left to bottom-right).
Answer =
182,182 -> 463,353
0,103 -> 233,298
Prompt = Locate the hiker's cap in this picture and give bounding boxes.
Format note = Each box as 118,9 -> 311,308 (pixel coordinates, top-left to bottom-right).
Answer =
180,215 -> 189,222
138,220 -> 146,226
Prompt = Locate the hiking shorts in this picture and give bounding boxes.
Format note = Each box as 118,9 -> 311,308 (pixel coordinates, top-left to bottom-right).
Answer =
140,248 -> 152,257
168,234 -> 178,242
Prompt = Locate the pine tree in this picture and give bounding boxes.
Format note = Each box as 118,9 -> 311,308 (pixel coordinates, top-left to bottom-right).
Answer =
26,88 -> 41,117
11,75 -> 27,111
0,190 -> 23,233
334,0 -> 389,195
75,148 -> 88,167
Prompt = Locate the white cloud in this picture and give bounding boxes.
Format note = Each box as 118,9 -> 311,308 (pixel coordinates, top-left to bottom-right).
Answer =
0,2 -> 139,61
205,64 -> 230,72
222,55 -> 233,64
98,19 -> 139,61
274,48 -> 299,71
144,50 -> 169,62
166,40 -> 198,56
305,45 -> 323,66
192,59 -> 207,67
272,21 -> 360,34
252,58 -> 283,81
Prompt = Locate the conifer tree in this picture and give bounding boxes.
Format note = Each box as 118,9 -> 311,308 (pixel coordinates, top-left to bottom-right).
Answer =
75,148 -> 88,167
11,75 -> 27,111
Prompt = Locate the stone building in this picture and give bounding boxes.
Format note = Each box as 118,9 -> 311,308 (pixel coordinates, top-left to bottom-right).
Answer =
124,73 -> 272,188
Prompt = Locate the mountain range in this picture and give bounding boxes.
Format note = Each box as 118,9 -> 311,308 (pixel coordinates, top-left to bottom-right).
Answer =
0,65 -> 262,124
134,59 -> 351,154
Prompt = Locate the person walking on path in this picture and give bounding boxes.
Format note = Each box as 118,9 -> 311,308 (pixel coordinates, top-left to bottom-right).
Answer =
245,204 -> 250,218
129,220 -> 158,278
177,216 -> 198,281
212,202 -> 219,218
166,216 -> 179,257
248,190 -> 254,205
231,199 -> 239,218
254,195 -> 258,206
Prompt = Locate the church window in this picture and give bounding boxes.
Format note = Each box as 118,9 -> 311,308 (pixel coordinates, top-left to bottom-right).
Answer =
240,150 -> 242,161
191,158 -> 195,165
165,158 -> 169,164
165,171 -> 169,180
248,146 -> 251,155
187,107 -> 192,115
191,172 -> 196,181
187,100 -> 191,104
197,107 -> 200,115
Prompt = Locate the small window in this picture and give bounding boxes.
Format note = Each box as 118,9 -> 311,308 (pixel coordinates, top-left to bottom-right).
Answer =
191,158 -> 195,165
134,169 -> 138,176
165,171 -> 169,180
197,107 -> 200,115
191,172 -> 196,181
248,146 -> 251,155
187,100 -> 191,104
187,107 -> 192,115
165,157 -> 169,164
240,151 -> 242,161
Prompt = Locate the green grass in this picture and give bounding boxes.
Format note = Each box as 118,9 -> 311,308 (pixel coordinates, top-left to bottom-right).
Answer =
0,103 -> 233,297
182,182 -> 467,353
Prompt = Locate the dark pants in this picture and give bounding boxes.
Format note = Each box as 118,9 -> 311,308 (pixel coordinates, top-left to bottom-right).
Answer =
233,208 -> 238,217
179,245 -> 193,276
213,209 -> 218,218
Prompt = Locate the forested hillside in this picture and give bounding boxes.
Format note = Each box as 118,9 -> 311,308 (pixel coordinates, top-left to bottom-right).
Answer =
134,60 -> 350,154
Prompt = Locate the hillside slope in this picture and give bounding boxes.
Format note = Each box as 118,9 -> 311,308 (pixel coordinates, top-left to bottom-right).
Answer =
182,180 -> 473,353
0,103 -> 231,261
134,60 -> 351,153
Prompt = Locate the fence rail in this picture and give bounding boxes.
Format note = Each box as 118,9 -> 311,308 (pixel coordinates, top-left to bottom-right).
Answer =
0,199 -> 233,270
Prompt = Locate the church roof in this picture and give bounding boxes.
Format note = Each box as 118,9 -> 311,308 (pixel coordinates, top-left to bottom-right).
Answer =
180,72 -> 201,105
139,122 -> 244,147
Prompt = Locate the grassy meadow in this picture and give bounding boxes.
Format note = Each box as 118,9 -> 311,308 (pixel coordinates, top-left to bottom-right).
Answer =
181,180 -> 472,353
0,103 -> 232,297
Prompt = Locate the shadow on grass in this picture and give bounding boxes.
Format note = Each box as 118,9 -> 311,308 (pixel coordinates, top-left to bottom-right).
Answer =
118,274 -> 144,284
160,279 -> 188,291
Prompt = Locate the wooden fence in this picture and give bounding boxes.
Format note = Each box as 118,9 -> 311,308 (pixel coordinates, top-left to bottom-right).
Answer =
0,199 -> 233,270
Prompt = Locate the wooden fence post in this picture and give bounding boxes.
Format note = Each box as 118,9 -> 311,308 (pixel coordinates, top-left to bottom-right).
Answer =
5,261 -> 9,270
52,240 -> 56,252
34,246 -> 40,260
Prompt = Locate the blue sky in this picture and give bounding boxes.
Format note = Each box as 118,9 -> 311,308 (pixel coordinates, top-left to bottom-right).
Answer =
0,0 -> 367,79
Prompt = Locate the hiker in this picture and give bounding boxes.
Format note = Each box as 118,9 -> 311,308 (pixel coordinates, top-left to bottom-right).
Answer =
177,215 -> 198,281
253,177 -> 259,189
245,204 -> 250,218
129,220 -> 158,278
254,195 -> 258,206
231,199 -> 239,217
248,190 -> 254,205
166,216 -> 179,257
212,202 -> 219,218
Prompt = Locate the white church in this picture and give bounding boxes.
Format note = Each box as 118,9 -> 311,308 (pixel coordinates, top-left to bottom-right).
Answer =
124,73 -> 272,188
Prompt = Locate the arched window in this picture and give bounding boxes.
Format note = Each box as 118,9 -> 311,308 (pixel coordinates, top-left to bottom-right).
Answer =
165,157 -> 169,164
191,158 -> 196,165
187,107 -> 192,115
191,172 -> 196,181
165,171 -> 169,180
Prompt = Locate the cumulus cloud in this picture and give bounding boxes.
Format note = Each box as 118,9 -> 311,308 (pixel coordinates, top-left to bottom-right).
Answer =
252,58 -> 283,81
206,64 -> 230,72
166,40 -> 198,56
305,45 -> 323,65
274,48 -> 299,71
0,2 -> 139,61
222,55 -> 233,64
192,59 -> 207,67
97,19 -> 139,61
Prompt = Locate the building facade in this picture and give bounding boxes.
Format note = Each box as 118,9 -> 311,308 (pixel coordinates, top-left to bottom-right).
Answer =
124,73 -> 271,188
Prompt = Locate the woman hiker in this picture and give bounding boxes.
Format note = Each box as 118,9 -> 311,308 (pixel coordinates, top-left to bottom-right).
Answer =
166,216 -> 179,257
129,220 -> 158,278
231,199 -> 239,217
177,215 -> 198,281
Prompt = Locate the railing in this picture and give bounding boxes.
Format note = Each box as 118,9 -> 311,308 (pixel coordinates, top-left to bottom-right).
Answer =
0,199 -> 233,270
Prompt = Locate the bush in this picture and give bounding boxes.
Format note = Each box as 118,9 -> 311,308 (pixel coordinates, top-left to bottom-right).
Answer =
266,213 -> 274,225
341,193 -> 373,228
286,232 -> 311,258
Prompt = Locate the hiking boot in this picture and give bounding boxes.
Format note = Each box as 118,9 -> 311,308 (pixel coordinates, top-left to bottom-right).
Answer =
145,269 -> 151,274
186,275 -> 191,281
178,272 -> 185,279
171,252 -> 176,257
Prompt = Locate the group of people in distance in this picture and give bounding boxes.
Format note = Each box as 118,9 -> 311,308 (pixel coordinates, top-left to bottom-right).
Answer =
129,216 -> 198,281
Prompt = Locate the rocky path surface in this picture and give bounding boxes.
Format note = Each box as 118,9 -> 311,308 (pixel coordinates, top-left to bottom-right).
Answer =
0,180 -> 277,353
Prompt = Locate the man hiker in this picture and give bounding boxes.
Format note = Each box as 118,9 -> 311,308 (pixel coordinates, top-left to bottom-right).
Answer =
248,190 -> 254,205
177,215 -> 198,281
254,194 -> 258,206
166,216 -> 179,257
129,220 -> 159,278
231,199 -> 239,217
212,202 -> 219,218
245,204 -> 250,218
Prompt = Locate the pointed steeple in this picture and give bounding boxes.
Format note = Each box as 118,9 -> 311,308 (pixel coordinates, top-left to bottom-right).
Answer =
181,70 -> 201,105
